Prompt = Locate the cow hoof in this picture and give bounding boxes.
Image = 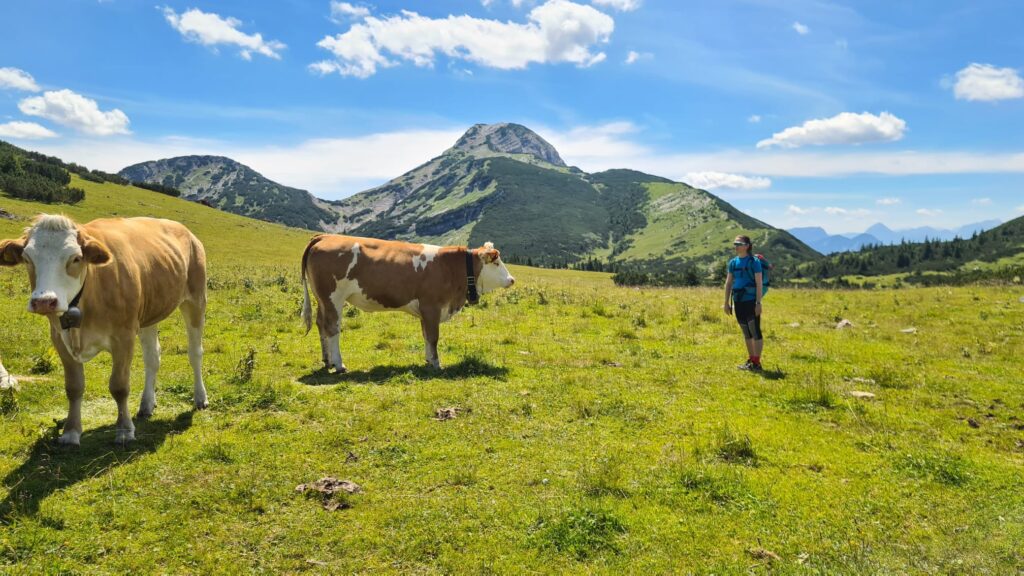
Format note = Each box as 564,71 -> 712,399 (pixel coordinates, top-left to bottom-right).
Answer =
136,406 -> 155,420
114,429 -> 136,446
194,399 -> 209,410
57,430 -> 81,447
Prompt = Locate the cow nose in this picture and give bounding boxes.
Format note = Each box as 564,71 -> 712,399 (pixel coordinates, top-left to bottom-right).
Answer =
30,296 -> 58,314
508,277 -> 516,286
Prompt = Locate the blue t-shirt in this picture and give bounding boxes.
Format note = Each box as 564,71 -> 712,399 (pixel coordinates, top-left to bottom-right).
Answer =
729,256 -> 762,302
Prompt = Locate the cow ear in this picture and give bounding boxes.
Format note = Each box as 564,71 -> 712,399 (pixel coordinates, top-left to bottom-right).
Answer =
79,233 -> 112,265
484,249 -> 500,263
0,238 -> 25,266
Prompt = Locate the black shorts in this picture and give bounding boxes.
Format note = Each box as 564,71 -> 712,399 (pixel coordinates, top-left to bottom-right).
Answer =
734,300 -> 762,340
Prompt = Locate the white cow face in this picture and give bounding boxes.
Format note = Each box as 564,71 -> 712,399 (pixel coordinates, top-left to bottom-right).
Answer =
0,216 -> 111,315
477,242 -> 516,293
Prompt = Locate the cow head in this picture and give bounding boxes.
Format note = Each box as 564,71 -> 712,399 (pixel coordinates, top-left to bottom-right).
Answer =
0,215 -> 111,315
476,242 -> 515,293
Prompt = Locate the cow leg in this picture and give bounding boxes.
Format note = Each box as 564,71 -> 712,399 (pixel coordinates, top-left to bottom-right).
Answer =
48,325 -> 85,446
318,294 -> 346,373
136,325 -> 160,419
315,302 -> 329,368
180,300 -> 208,410
109,337 -> 136,445
0,358 -> 15,388
59,357 -> 85,446
420,307 -> 442,369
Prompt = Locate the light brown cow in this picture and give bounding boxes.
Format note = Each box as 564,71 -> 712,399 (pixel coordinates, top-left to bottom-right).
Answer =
301,235 -> 515,371
0,215 -> 208,445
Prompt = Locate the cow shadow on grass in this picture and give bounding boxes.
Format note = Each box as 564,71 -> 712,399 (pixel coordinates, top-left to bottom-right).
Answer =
0,410 -> 194,522
299,356 -> 509,386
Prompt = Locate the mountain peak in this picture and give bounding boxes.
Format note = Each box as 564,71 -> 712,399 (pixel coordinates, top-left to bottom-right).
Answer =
452,123 -> 565,166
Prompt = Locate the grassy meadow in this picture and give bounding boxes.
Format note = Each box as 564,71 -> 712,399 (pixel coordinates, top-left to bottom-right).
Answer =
1,180 -> 1023,573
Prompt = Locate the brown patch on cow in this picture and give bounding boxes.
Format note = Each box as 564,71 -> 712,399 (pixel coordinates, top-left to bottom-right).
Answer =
296,477 -> 362,511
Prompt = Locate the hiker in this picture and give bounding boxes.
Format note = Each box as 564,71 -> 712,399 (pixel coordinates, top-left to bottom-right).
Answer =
723,235 -> 765,371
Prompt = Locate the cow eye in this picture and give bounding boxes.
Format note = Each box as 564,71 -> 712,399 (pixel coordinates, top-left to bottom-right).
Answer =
71,256 -> 82,265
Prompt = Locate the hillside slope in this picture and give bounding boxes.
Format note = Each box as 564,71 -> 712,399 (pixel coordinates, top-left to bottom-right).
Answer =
329,123 -> 819,271
801,215 -> 1024,281
0,174 -> 313,268
119,156 -> 337,231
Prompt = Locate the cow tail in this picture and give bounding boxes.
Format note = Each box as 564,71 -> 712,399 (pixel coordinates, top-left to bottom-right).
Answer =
300,236 -> 321,335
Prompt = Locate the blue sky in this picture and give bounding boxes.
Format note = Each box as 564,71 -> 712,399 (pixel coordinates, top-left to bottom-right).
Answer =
1,0 -> 1022,233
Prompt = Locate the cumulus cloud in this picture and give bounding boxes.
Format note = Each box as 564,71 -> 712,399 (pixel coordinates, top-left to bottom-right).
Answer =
916,208 -> 942,217
624,50 -> 651,64
0,67 -> 40,92
876,197 -> 901,206
0,121 -> 57,140
824,207 -> 870,217
756,111 -> 906,149
592,0 -> 641,11
787,205 -> 812,215
952,63 -> 1024,102
18,89 -> 130,136
331,1 -> 370,21
311,0 -> 614,78
162,7 -> 286,60
683,171 -> 771,190
792,21 -> 809,35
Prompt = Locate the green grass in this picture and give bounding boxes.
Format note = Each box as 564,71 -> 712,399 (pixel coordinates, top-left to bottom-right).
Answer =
1,180 -> 1024,573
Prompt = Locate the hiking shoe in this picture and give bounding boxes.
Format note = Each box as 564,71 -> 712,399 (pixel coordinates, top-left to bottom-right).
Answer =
737,360 -> 755,370
750,362 -> 764,373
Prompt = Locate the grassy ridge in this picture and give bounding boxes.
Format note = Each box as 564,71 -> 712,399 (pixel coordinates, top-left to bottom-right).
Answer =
1,180 -> 1023,572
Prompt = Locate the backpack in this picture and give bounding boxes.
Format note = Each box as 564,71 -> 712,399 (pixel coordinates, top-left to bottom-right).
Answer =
739,254 -> 772,297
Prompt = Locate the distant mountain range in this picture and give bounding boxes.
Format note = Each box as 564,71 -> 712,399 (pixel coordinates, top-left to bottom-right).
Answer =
790,220 -> 1002,255
119,122 -> 819,271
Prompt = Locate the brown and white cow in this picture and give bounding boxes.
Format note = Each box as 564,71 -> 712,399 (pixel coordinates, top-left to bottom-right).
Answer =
301,235 -> 515,371
0,215 -> 208,445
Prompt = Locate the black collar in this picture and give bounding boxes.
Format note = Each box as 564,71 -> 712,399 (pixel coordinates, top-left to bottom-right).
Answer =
465,250 -> 479,306
59,280 -> 85,330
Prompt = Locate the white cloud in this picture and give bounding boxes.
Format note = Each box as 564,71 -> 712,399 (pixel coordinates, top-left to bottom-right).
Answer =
953,63 -> 1024,102
0,121 -> 57,140
683,171 -> 771,190
331,1 -> 370,21
1016,205 -> 1024,214
747,114 -> 761,123
756,111 -> 906,149
792,21 -> 809,35
916,208 -> 942,217
824,207 -> 870,217
592,0 -> 640,11
162,7 -> 286,60
18,89 -> 130,136
787,205 -> 812,215
876,197 -> 901,206
970,197 -> 992,206
311,0 -> 614,78
624,50 -> 651,64
0,67 -> 40,92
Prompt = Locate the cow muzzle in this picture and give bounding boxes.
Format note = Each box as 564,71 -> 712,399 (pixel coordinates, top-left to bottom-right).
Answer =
29,293 -> 61,315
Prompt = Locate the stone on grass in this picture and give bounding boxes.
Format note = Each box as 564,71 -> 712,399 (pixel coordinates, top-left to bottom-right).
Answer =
848,390 -> 876,400
836,319 -> 854,329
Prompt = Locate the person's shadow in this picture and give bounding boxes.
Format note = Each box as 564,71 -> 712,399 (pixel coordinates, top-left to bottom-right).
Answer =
298,356 -> 509,385
0,410 -> 194,522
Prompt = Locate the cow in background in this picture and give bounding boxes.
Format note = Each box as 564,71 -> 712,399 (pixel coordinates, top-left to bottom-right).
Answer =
301,236 -> 515,371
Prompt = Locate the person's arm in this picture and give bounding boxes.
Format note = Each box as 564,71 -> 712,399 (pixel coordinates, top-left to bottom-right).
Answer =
723,270 -> 734,314
754,272 -> 763,315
